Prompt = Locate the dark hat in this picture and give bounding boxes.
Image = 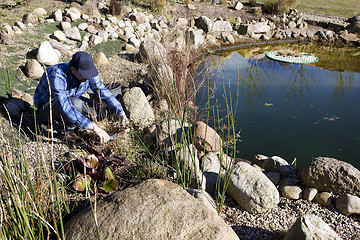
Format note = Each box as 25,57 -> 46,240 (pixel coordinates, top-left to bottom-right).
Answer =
70,51 -> 98,79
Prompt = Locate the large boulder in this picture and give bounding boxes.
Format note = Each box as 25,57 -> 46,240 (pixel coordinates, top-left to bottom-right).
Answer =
122,87 -> 155,129
193,121 -> 221,153
227,162 -> 280,213
64,179 -> 239,240
36,41 -> 59,66
139,40 -> 168,64
336,193 -> 360,215
301,157 -> 360,195
284,214 -> 341,240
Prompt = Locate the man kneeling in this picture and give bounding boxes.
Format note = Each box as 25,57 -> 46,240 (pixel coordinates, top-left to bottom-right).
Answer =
34,51 -> 129,143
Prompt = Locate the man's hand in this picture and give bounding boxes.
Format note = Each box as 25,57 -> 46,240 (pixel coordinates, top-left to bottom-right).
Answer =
119,112 -> 130,132
89,123 -> 110,143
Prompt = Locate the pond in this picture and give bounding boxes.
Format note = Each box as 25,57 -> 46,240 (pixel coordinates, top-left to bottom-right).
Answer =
195,43 -> 360,169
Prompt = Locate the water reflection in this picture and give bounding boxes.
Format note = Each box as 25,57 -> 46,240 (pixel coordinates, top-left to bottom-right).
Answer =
196,43 -> 360,169
333,71 -> 354,99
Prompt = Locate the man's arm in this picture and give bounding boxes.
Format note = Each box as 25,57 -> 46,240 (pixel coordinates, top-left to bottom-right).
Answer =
89,76 -> 129,129
88,123 -> 110,143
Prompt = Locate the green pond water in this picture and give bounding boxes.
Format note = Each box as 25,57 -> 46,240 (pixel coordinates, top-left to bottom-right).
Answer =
196,43 -> 360,169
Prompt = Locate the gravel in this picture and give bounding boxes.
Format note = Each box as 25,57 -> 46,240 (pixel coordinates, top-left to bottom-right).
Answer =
220,196 -> 360,239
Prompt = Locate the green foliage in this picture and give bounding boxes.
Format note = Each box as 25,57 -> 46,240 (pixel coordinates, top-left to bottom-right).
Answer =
16,0 -> 31,6
228,17 -> 240,26
263,0 -> 298,15
150,0 -> 167,13
89,40 -> 125,57
99,179 -> 118,193
249,0 -> 257,7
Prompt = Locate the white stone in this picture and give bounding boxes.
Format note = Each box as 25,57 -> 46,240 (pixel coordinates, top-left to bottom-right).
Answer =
129,36 -> 140,48
53,9 -> 63,22
118,20 -> 126,28
64,27 -> 82,41
82,14 -> 89,20
66,7 -> 81,22
97,30 -> 108,42
89,35 -> 103,46
211,20 -> 233,32
52,30 -> 67,42
32,8 -> 47,17
60,21 -> 71,30
234,2 -> 243,11
15,21 -> 26,30
36,41 -> 59,66
188,29 -> 204,49
77,22 -> 88,31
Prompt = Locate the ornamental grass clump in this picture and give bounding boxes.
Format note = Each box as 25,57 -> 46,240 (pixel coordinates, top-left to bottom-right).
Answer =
0,132 -> 69,239
147,41 -> 238,213
263,0 -> 298,15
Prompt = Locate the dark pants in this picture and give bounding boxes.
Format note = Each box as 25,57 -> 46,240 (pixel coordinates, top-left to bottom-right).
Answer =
37,86 -> 122,129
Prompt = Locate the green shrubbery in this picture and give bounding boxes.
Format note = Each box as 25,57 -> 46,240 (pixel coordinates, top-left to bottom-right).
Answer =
263,0 -> 298,15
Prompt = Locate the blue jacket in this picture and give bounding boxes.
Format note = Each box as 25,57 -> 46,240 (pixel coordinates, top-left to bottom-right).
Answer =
34,62 -> 124,129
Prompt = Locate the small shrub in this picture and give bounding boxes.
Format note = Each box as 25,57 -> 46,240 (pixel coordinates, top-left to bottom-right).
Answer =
15,0 -> 31,6
184,0 -> 192,4
110,0 -> 130,15
263,0 -> 298,15
249,0 -> 257,7
252,6 -> 262,16
151,0 -> 167,12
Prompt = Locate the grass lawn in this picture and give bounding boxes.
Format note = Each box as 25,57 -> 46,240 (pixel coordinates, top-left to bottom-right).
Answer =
254,0 -> 360,18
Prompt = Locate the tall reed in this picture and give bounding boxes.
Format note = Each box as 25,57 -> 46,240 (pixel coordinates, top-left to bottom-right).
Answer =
146,41 -> 238,213
0,131 -> 69,239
